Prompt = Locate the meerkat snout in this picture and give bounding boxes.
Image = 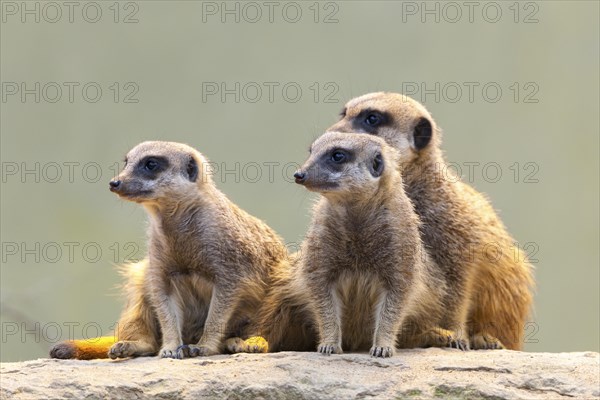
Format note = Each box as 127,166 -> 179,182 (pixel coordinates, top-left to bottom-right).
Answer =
293,171 -> 306,184
109,179 -> 122,190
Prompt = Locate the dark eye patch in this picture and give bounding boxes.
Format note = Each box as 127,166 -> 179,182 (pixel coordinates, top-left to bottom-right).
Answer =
323,148 -> 355,171
350,108 -> 392,134
136,156 -> 169,179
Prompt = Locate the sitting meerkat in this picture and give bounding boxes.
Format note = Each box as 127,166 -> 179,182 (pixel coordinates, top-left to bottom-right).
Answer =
291,131 -> 445,357
327,92 -> 535,350
51,141 -> 286,359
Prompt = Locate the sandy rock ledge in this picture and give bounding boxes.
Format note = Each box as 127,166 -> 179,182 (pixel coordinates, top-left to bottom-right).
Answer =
1,348 -> 599,399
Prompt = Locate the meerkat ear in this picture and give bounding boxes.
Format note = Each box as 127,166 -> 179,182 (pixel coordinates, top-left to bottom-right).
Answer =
369,153 -> 384,178
186,156 -> 198,182
413,117 -> 433,150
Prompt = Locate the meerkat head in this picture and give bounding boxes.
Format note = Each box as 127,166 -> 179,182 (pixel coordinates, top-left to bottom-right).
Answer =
109,141 -> 210,205
327,92 -> 440,164
294,131 -> 400,197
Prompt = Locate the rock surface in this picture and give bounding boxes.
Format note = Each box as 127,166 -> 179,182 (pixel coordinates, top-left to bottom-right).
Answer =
1,348 -> 599,399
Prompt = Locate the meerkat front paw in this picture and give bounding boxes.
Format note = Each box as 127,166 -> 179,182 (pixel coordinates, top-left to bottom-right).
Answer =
370,345 -> 395,358
317,343 -> 342,355
470,333 -> 505,350
159,344 -> 184,359
179,344 -> 219,357
225,336 -> 269,354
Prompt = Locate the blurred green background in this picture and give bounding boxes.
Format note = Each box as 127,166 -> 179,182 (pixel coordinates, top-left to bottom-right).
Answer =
1,1 -> 598,361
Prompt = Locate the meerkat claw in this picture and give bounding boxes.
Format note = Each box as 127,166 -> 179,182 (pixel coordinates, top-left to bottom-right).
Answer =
370,346 -> 394,358
318,343 -> 342,355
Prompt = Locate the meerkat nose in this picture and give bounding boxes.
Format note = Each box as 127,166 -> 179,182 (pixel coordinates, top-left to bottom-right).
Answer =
109,180 -> 122,191
293,171 -> 307,184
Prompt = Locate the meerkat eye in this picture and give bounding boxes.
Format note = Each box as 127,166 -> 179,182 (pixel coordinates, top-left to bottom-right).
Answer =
145,159 -> 158,171
331,151 -> 346,163
365,114 -> 381,127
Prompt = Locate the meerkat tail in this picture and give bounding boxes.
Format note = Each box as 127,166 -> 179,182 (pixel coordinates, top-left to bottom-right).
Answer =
49,336 -> 117,360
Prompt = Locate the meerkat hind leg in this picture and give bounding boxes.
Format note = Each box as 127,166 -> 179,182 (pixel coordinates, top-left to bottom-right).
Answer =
413,327 -> 468,350
470,332 -> 505,350
109,340 -> 156,359
438,286 -> 471,351
224,336 -> 269,354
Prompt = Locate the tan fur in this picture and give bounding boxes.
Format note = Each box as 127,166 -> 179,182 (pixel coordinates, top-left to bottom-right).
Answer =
252,252 -> 317,352
50,141 -> 285,359
288,132 -> 445,357
327,93 -> 535,350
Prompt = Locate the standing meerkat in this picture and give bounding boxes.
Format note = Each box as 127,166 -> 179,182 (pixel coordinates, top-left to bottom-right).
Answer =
327,92 -> 535,350
51,141 -> 285,359
291,131 -> 445,357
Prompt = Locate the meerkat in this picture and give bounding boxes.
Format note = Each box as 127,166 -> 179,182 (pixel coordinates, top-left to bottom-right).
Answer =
289,131 -> 445,357
326,92 -> 535,350
51,141 -> 286,359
